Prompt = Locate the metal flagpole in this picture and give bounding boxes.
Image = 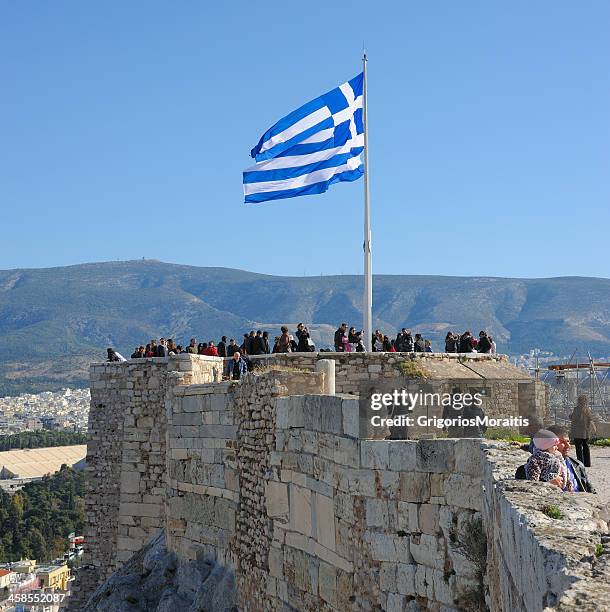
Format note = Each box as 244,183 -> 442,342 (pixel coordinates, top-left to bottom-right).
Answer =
362,52 -> 373,351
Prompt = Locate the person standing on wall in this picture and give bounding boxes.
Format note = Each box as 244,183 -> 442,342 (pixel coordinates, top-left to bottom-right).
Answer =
570,395 -> 596,467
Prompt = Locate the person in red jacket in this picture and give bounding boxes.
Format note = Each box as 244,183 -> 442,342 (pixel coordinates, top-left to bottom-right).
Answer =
203,341 -> 219,357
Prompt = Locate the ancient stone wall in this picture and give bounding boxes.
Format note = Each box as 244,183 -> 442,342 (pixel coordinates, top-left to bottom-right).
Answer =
74,353 -> 609,611
481,444 -> 610,611
244,352 -> 524,394
68,354 -> 222,610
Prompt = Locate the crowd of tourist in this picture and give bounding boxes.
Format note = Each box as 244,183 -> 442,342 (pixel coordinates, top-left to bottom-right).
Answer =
106,323 -> 498,365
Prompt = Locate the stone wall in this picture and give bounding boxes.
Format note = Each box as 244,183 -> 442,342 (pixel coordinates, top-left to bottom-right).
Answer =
481,444 -> 610,611
74,353 -> 609,611
159,369 -> 609,611
244,352 -> 527,394
68,354 -> 222,609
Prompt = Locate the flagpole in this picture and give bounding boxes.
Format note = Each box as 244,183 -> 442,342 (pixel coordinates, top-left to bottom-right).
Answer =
362,52 -> 373,351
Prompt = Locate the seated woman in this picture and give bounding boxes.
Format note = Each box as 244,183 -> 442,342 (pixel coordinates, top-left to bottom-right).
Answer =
525,429 -> 572,491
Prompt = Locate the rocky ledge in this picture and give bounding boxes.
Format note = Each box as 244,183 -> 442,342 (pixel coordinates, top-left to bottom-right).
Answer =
82,531 -> 237,612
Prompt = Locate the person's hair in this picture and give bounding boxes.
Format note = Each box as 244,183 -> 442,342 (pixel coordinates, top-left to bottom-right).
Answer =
574,395 -> 592,419
479,331 -> 486,336
281,326 -> 288,333
547,424 -> 569,438
263,331 -> 268,337
202,343 -> 208,349
445,332 -> 453,340
257,330 -> 262,334
221,336 -> 227,342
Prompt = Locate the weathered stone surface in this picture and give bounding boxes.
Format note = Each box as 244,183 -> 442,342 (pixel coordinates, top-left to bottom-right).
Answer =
361,440 -> 390,469
399,472 -> 430,503
266,481 -> 289,520
78,354 -> 610,612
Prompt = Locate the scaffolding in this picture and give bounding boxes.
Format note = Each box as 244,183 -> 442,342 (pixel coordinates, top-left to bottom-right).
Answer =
535,351 -> 610,426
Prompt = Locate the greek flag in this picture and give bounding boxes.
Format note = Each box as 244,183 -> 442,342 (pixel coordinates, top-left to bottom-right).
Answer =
243,73 -> 364,204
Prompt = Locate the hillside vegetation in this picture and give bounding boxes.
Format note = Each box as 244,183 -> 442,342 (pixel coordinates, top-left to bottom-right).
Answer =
0,465 -> 85,562
0,260 -> 608,394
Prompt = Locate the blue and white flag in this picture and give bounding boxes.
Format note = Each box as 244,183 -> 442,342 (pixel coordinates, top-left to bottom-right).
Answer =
243,73 -> 364,204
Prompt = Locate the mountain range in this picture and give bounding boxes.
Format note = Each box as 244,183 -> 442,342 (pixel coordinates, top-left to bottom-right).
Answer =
1,260 -> 608,395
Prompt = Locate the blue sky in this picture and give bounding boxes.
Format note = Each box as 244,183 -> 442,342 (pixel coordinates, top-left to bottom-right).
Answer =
1,1 -> 609,278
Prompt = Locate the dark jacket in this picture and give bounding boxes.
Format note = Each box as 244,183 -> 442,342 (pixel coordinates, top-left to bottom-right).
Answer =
334,329 -> 345,351
250,336 -> 265,355
397,334 -> 414,352
156,344 -> 167,357
414,338 -> 425,352
459,334 -> 474,353
217,341 -> 226,358
477,336 -> 492,353
565,456 -> 596,493
297,332 -> 313,352
445,337 -> 458,353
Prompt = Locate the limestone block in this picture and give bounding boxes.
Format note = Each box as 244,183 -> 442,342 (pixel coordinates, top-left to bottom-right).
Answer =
268,546 -> 283,578
366,498 -> 389,528
314,493 -> 336,551
419,504 -> 441,535
388,441 -> 417,471
334,437 -> 359,466
409,533 -> 445,570
444,474 -> 481,511
361,440 -> 390,469
366,533 -> 412,563
266,481 -> 289,519
290,484 -> 312,537
119,502 -> 162,518
276,396 -> 304,429
397,502 -> 419,533
334,492 -> 355,524
305,395 -> 343,434
121,471 -> 141,494
380,470 -> 400,499
454,439 -> 483,476
342,398 -> 359,438
414,564 -> 435,600
318,561 -> 337,606
396,563 -> 416,595
346,469 -> 377,497
430,473 -> 445,497
379,562 -> 397,591
416,439 -> 456,473
386,593 -> 407,612
398,472 -> 430,503
432,569 -> 456,606
182,395 -> 207,413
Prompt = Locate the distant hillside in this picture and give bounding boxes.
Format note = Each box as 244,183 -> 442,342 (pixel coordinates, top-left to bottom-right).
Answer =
0,260 -> 609,394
